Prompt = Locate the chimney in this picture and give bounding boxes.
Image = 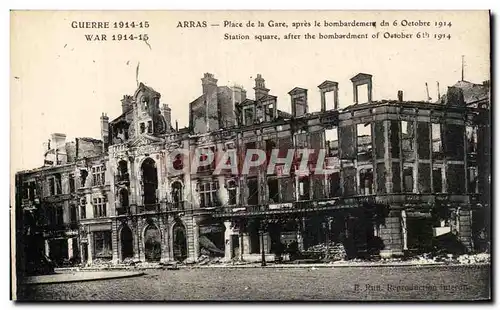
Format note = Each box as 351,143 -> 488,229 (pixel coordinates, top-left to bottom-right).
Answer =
200,73 -> 218,133
162,104 -> 172,132
100,113 -> 109,151
318,81 -> 339,111
288,87 -> 308,117
397,90 -> 404,102
121,95 -> 133,114
254,74 -> 270,100
202,73 -> 218,95
350,73 -> 373,104
231,85 -> 244,104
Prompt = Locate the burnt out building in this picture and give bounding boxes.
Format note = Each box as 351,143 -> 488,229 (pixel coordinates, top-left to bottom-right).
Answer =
15,133 -> 105,274
15,71 -> 490,268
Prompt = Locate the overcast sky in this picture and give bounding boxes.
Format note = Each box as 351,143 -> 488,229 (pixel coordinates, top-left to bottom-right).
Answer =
11,11 -> 490,174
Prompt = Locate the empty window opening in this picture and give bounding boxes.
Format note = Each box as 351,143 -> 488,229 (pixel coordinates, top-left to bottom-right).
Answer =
117,160 -> 129,182
268,178 -> 279,203
357,84 -> 369,104
171,181 -> 183,204
359,168 -> 374,195
264,104 -> 274,122
325,91 -> 336,110
80,198 -> 86,219
298,177 -> 310,200
468,167 -> 478,193
147,121 -> 153,134
141,158 -> 158,206
69,174 -> 75,193
325,128 -> 338,157
401,120 -> 415,152
403,166 -> 414,192
227,180 -> 237,205
329,172 -> 341,197
247,178 -> 259,205
466,126 -> 478,153
244,107 -> 255,126
140,122 -> 146,134
357,123 -> 372,161
432,123 -> 442,153
433,168 -> 443,193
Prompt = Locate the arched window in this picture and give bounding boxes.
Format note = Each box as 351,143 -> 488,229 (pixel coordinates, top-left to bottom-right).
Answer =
117,160 -> 129,182
141,158 -> 158,207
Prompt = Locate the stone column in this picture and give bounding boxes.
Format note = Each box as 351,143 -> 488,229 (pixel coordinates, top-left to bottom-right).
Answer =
223,221 -> 233,261
87,232 -> 94,265
379,210 -> 403,257
67,238 -> 74,260
238,233 -> 244,260
44,239 -> 50,258
242,233 -> 251,255
193,220 -> 200,262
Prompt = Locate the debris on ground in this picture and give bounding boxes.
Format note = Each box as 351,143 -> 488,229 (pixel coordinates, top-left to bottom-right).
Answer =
304,242 -> 347,261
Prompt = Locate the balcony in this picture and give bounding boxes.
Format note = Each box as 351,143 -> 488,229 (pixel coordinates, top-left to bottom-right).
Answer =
116,206 -> 131,216
137,203 -> 161,214
167,201 -> 185,212
115,173 -> 130,184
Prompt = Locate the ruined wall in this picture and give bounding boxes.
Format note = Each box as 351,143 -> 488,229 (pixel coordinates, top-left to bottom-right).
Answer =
76,138 -> 104,159
218,87 -> 236,129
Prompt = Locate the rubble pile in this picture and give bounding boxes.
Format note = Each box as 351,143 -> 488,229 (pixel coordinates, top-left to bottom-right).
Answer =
456,253 -> 490,265
304,242 -> 347,261
197,255 -> 223,265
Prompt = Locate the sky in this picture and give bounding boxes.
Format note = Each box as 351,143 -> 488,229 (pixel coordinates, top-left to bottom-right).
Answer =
11,10 -> 490,174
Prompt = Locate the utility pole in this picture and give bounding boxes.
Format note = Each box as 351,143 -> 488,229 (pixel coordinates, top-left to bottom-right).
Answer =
461,55 -> 465,81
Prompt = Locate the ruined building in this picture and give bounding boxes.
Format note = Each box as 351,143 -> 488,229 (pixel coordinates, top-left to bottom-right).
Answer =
15,72 -> 491,268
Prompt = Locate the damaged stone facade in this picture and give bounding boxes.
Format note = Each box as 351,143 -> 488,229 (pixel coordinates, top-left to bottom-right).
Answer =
15,72 -> 491,269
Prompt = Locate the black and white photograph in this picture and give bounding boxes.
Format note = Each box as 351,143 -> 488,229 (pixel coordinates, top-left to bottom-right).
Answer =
9,10 -> 491,301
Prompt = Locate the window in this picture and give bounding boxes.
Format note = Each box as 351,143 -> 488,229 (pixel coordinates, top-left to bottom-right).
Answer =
92,165 -> 106,186
243,106 -> 255,126
329,172 -> 341,197
403,166 -> 414,192
198,181 -> 219,208
171,181 -> 183,203
468,167 -> 478,193
69,174 -> 75,193
48,175 -> 61,196
325,128 -> 338,157
433,168 -> 443,193
466,126 -> 478,153
247,178 -> 259,205
23,181 -> 37,200
357,123 -> 372,162
227,180 -> 237,205
264,103 -> 274,122
401,121 -> 414,152
70,205 -> 77,223
298,177 -> 310,200
117,160 -> 129,182
93,197 -> 107,218
140,122 -> 146,134
147,121 -> 153,134
432,123 -> 442,153
268,178 -> 279,203
359,168 -> 374,195
80,198 -> 86,219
